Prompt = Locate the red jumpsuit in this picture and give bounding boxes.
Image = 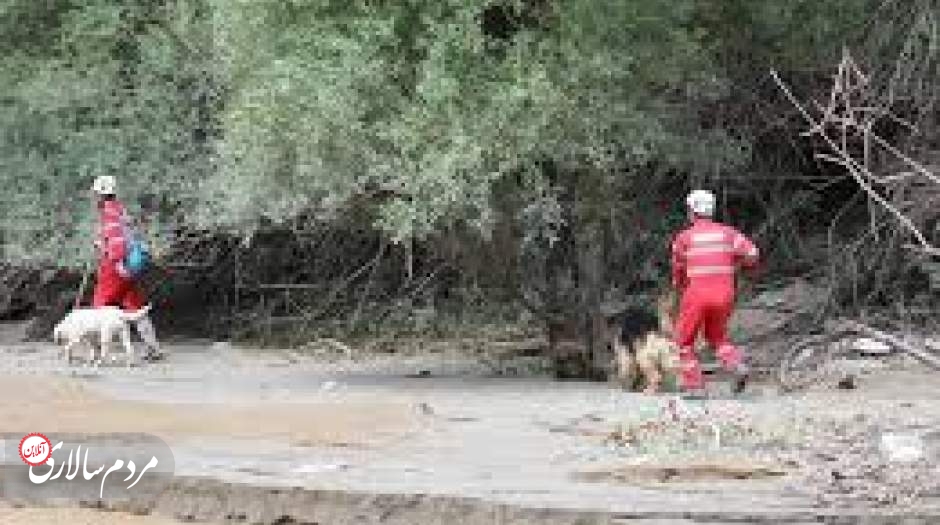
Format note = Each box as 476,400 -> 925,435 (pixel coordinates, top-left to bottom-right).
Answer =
91,199 -> 145,311
670,217 -> 758,390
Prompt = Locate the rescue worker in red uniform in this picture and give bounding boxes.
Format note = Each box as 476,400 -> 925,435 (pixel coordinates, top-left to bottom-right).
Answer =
91,175 -> 163,360
670,190 -> 758,398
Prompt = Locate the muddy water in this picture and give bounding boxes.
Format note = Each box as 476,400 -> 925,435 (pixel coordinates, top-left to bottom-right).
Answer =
2,334 -> 940,522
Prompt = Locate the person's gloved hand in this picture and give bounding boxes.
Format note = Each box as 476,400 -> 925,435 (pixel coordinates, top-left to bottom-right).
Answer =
115,261 -> 131,279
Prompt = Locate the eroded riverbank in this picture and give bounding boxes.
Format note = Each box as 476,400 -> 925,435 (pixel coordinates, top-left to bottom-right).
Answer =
1,334 -> 939,523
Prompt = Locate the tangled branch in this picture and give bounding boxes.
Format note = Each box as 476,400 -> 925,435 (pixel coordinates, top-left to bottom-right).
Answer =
771,48 -> 939,258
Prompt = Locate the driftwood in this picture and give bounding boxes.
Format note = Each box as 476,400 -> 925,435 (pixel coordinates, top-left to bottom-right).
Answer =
840,319 -> 940,370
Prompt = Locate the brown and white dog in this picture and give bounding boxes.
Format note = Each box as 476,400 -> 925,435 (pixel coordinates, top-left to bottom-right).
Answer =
608,289 -> 681,394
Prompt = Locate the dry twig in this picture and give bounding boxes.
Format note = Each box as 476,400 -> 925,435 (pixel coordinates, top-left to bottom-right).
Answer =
771,49 -> 939,256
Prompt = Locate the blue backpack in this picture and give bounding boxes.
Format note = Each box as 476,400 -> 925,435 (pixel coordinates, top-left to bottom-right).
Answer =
124,230 -> 151,278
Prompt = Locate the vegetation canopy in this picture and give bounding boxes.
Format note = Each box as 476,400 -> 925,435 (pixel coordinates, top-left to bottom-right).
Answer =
1,0 -> 935,355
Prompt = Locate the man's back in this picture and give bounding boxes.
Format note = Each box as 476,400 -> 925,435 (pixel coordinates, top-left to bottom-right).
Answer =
671,217 -> 758,291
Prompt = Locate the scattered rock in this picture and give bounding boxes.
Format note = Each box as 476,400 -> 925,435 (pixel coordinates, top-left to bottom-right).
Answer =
413,402 -> 434,416
880,432 -> 925,463
837,375 -> 856,390
853,338 -> 892,356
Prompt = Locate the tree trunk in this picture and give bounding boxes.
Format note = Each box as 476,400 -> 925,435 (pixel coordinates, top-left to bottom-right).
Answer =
573,164 -> 609,379
577,223 -> 608,379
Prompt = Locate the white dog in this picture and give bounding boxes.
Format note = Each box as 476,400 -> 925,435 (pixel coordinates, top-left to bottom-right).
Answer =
52,304 -> 153,365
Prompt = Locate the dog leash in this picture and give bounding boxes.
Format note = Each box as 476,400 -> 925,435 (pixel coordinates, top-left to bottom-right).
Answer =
74,261 -> 91,308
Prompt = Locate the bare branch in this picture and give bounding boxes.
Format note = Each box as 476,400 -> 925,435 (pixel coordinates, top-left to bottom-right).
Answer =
770,53 -> 940,256
814,153 -> 934,249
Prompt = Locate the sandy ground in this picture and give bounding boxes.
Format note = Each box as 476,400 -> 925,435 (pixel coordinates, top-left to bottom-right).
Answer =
0,504 -> 185,525
0,374 -> 415,448
1,326 -> 940,523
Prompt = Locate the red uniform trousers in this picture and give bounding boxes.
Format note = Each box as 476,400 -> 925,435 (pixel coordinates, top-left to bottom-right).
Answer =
92,260 -> 145,311
674,277 -> 742,390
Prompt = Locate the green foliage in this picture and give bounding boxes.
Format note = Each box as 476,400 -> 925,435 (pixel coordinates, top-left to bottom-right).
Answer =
695,0 -> 877,71
0,0 -> 876,269
0,0 -> 213,266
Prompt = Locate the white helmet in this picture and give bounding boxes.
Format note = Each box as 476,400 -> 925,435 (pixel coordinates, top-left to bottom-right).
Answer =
686,189 -> 715,216
92,175 -> 116,196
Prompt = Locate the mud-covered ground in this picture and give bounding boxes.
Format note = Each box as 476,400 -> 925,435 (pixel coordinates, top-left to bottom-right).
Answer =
1,321 -> 940,524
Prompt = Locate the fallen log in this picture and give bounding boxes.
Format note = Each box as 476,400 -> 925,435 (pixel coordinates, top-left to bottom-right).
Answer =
841,319 -> 940,370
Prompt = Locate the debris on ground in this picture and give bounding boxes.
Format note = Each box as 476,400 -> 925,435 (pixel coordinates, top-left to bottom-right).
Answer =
853,337 -> 893,356
880,432 -> 925,463
575,461 -> 787,484
782,422 -> 940,508
300,338 -> 355,358
836,375 -> 856,390
842,320 -> 940,370
605,398 -> 796,454
599,390 -> 940,509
